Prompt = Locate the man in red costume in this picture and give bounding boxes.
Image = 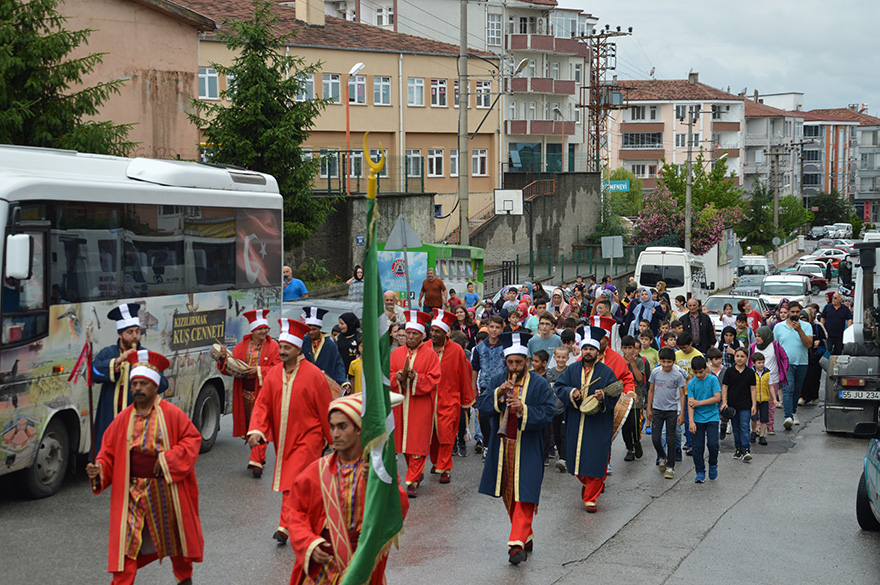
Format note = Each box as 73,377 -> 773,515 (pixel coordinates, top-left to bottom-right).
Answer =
428,309 -> 475,484
390,310 -> 441,497
217,308 -> 280,478
288,393 -> 409,585
248,318 -> 332,545
86,350 -> 203,585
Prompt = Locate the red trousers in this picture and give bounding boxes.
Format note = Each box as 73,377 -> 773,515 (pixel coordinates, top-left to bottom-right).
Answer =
507,502 -> 536,547
578,474 -> 606,504
111,553 -> 192,584
279,490 -> 293,534
429,434 -> 454,473
248,442 -> 267,469
404,454 -> 426,485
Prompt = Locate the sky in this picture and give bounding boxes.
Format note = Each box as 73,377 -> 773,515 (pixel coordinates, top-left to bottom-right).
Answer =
570,0 -> 880,115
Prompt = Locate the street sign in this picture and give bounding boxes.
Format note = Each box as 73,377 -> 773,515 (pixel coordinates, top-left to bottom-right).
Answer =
772,237 -> 781,246
385,214 -> 423,250
601,180 -> 630,192
355,234 -> 365,246
601,236 -> 624,258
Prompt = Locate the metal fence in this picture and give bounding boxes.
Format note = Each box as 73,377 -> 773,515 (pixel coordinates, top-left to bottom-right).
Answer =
311,150 -> 425,195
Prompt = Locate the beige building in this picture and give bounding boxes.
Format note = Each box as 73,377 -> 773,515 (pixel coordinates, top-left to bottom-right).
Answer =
184,0 -> 502,241
63,0 -> 215,160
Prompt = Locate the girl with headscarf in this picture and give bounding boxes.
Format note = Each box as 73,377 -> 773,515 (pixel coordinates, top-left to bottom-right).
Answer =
626,287 -> 664,337
717,326 -> 740,369
548,288 -> 571,324
346,265 -> 365,301
521,281 -> 534,299
768,300 -> 789,330
336,312 -> 362,372
749,326 -> 789,433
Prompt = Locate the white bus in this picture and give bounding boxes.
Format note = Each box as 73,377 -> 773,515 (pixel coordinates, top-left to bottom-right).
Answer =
634,246 -> 711,302
0,146 -> 283,498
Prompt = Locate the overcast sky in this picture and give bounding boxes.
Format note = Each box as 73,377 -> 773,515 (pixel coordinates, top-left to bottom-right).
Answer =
571,0 -> 880,114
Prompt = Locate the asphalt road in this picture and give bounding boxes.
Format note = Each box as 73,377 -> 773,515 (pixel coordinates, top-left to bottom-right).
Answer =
2,379 -> 879,585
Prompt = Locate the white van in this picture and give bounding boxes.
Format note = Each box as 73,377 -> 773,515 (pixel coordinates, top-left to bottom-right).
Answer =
833,222 -> 853,238
737,255 -> 778,277
635,247 -> 712,301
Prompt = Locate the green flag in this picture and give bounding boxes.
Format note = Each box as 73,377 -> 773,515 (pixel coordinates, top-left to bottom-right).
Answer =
340,139 -> 402,585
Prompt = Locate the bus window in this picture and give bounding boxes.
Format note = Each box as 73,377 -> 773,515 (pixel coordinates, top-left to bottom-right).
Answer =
2,230 -> 49,345
466,263 -> 474,280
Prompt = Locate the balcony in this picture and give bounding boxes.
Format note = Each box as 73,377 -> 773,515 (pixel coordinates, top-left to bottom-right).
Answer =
712,121 -> 741,132
712,147 -> 740,159
506,120 -> 575,136
507,34 -> 589,57
619,149 -> 665,160
508,77 -> 576,95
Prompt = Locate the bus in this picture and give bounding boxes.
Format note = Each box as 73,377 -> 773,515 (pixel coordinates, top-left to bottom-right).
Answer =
0,146 -> 283,498
377,242 -> 484,307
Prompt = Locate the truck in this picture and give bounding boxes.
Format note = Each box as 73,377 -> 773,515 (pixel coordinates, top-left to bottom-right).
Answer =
826,241 -> 880,433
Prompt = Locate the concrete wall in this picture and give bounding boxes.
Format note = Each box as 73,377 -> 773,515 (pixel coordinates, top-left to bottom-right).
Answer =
469,172 -> 601,266
286,192 -> 435,278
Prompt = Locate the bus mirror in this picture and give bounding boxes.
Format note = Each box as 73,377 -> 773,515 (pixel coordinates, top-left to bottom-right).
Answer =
709,281 -> 715,290
6,234 -> 34,280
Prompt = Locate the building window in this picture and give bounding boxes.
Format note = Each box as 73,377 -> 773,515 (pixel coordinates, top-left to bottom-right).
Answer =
323,73 -> 341,104
487,13 -> 502,46
198,67 -> 219,99
376,6 -> 393,26
649,105 -> 657,120
349,75 -> 366,104
225,73 -> 236,101
804,125 -> 822,138
509,100 -> 517,120
431,79 -> 447,107
621,132 -> 663,149
675,105 -> 686,120
675,133 -> 686,148
295,73 -> 314,101
427,149 -> 444,177
369,149 -> 388,177
574,63 -> 582,84
574,108 -> 580,123
407,78 -> 424,106
406,149 -> 422,177
450,149 -> 459,177
552,103 -> 560,120
528,59 -> 536,78
544,60 -> 550,78
551,63 -> 559,80
476,81 -> 491,108
631,164 -> 646,177
803,173 -> 821,186
320,150 -> 339,178
529,102 -> 536,120
804,150 -> 821,162
374,76 -> 391,105
711,105 -> 722,120
472,149 -> 488,176
349,150 -> 363,177
631,106 -> 646,120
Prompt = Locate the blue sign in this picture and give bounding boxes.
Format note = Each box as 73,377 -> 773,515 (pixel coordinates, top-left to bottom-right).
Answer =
601,180 -> 630,192
355,234 -> 365,246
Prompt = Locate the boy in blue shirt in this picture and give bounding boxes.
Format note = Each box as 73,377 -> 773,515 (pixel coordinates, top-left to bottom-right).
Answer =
464,281 -> 481,308
687,355 -> 722,483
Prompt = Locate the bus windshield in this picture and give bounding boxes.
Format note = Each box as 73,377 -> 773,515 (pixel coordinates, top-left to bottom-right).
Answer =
639,264 -> 685,288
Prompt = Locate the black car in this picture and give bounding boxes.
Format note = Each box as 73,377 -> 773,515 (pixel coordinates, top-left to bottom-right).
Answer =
809,226 -> 827,240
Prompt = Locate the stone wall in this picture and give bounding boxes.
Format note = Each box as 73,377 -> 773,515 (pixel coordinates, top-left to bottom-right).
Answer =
470,172 -> 602,266
286,192 -> 435,279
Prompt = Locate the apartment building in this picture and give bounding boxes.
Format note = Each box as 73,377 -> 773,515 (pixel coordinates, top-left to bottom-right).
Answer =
325,0 -> 596,174
797,111 -> 859,206
185,0 -> 501,240
609,74 -> 745,191
742,99 -> 804,197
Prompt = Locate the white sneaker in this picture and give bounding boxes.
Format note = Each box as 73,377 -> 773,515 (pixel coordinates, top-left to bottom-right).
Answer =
658,458 -> 667,472
783,417 -> 793,430
664,467 -> 675,479
555,459 -> 567,473
793,414 -> 800,425
606,463 -> 613,476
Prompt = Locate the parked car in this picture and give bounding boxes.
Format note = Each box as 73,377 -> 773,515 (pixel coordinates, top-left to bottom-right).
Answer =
703,294 -> 770,336
759,275 -> 811,309
730,274 -> 765,295
833,222 -> 854,238
809,226 -> 827,240
854,421 -> 880,531
788,271 -> 828,295
782,260 -> 826,274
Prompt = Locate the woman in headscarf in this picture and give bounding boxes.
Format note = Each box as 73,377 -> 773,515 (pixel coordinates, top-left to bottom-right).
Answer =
336,312 -> 362,372
656,281 -> 671,306
749,325 -> 789,433
768,300 -> 790,330
658,298 -> 673,324
548,288 -> 572,325
346,265 -> 365,301
521,281 -> 534,299
626,287 -> 664,337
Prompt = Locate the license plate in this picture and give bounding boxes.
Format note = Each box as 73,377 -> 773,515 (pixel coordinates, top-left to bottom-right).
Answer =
838,390 -> 880,400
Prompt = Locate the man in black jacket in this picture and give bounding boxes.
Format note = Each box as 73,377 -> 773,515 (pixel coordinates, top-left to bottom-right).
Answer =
680,298 -> 715,353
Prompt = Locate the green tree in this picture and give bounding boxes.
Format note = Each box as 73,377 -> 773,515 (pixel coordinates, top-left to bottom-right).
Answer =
657,151 -> 744,213
737,181 -> 774,249
189,0 -> 330,248
809,190 -> 851,226
850,212 -> 864,238
585,197 -> 627,244
778,195 -> 813,235
0,0 -> 135,154
605,167 -> 644,216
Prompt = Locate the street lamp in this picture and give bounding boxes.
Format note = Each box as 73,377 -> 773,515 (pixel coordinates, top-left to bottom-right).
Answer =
553,106 -> 566,172
346,62 -> 365,194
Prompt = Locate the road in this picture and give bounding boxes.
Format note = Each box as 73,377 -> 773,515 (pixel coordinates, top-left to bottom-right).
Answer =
2,381 -> 879,585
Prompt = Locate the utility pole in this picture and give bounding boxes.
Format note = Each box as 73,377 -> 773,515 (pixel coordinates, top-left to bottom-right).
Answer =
685,105 -> 695,253
457,0 -> 469,246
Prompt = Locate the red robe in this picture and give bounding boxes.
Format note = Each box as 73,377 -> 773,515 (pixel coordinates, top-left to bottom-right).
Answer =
390,343 -> 441,456
287,452 -> 409,585
601,348 -> 636,396
430,340 -> 475,444
218,335 -> 281,437
248,356 -> 333,493
92,397 -> 204,573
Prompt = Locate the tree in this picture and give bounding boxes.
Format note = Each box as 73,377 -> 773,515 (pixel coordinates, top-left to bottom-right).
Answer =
778,195 -> 813,235
585,197 -> 627,244
0,0 -> 135,154
189,0 -> 330,248
657,151 -> 745,213
736,181 -> 774,249
605,167 -> 644,217
633,187 -> 683,244
810,190 -> 851,226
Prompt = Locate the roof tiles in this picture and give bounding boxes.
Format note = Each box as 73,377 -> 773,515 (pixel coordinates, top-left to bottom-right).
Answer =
809,108 -> 880,127
619,79 -> 743,102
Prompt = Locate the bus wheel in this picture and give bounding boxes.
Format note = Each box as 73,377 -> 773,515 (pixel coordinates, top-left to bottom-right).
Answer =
194,383 -> 220,454
21,419 -> 69,499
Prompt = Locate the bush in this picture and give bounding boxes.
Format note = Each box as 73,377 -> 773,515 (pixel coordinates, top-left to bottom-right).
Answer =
294,258 -> 329,282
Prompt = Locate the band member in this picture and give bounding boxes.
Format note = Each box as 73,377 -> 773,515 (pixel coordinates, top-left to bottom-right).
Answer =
300,307 -> 350,391
555,327 -> 620,513
477,332 -> 557,565
247,319 -> 333,544
92,303 -> 167,456
288,393 -> 408,585
217,308 -> 280,477
86,350 -> 203,585
390,310 -> 441,497
428,309 -> 475,484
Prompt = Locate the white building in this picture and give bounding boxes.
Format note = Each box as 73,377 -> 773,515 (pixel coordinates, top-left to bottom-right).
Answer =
742,98 -> 804,197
